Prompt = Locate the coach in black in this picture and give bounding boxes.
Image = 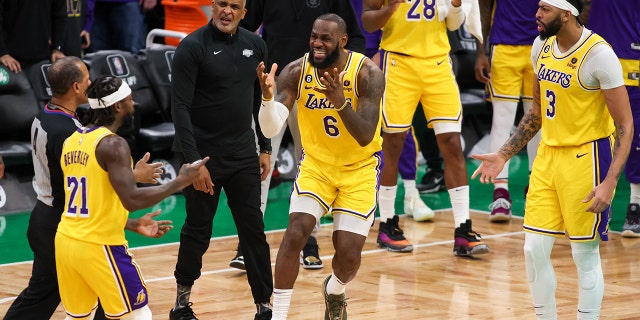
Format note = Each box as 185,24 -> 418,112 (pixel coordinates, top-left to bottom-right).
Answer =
168,0 -> 273,319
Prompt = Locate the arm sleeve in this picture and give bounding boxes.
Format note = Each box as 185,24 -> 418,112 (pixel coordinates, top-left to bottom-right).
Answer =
337,0 -> 366,54
51,0 -> 67,50
170,40 -> 202,163
83,0 -> 96,32
530,37 -> 544,75
240,0 -> 265,32
445,5 -> 465,31
581,44 -> 625,90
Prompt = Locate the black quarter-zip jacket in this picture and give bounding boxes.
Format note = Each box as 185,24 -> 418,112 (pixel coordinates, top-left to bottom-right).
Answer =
171,22 -> 268,163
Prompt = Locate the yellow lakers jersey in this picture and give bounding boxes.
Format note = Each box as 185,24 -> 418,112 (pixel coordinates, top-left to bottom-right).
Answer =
380,0 -> 450,58
535,32 -> 615,146
58,126 -> 130,245
296,51 -> 382,165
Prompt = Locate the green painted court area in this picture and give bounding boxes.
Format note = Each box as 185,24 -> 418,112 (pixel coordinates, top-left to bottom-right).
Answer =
0,155 -> 630,264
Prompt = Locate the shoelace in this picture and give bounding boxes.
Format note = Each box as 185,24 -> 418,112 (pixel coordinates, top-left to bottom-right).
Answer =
489,197 -> 512,210
174,302 -> 196,317
328,297 -> 348,320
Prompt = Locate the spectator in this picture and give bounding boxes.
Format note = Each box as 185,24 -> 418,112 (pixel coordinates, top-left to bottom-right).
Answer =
89,0 -> 155,53
63,0 -> 96,57
0,0 -> 67,73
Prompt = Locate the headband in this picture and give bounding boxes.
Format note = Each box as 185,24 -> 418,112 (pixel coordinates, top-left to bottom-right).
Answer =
88,81 -> 132,109
542,0 -> 579,16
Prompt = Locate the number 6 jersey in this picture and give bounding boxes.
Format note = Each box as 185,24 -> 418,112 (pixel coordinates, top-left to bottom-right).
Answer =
58,126 -> 129,245
296,51 -> 382,166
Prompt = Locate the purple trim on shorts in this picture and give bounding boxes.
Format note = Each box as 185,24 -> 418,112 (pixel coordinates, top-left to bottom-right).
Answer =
104,245 -> 148,317
595,137 -> 612,241
399,128 -> 418,180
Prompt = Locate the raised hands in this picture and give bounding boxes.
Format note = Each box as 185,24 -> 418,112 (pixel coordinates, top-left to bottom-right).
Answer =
257,61 -> 278,100
315,68 -> 348,109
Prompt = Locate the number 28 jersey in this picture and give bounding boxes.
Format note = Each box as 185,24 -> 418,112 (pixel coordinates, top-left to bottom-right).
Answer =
58,126 -> 129,245
379,0 -> 450,59
296,51 -> 382,166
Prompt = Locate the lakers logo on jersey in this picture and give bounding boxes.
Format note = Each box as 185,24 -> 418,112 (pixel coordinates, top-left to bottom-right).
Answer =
134,289 -> 147,306
537,63 -> 572,88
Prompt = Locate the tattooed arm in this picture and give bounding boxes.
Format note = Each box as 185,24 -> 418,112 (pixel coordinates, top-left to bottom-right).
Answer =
338,59 -> 384,146
497,76 -> 543,160
472,76 -> 542,183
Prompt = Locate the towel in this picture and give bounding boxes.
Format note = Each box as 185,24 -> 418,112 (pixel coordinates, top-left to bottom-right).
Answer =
437,0 -> 483,44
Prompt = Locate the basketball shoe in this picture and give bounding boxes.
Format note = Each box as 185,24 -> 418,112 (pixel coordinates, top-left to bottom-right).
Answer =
454,219 -> 489,256
323,276 -> 347,320
377,215 -> 413,252
489,188 -> 512,222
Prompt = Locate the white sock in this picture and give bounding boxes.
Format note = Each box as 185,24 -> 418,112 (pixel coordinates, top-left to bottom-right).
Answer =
378,185 -> 397,221
448,186 -> 469,227
630,183 -> 640,204
403,179 -> 418,198
494,181 -> 508,191
325,273 -> 346,295
490,100 -> 517,178
272,288 -> 293,320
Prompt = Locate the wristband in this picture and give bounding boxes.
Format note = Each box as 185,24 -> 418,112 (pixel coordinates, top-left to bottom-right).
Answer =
260,150 -> 272,155
335,100 -> 351,111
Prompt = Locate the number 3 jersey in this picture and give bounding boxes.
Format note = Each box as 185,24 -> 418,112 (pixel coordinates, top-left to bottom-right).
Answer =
58,126 -> 129,245
533,29 -> 622,147
296,51 -> 382,166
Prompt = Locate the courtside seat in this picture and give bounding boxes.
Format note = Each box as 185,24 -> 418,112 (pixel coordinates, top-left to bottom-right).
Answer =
82,50 -> 174,154
27,60 -> 54,108
0,66 -> 39,165
137,43 -> 176,119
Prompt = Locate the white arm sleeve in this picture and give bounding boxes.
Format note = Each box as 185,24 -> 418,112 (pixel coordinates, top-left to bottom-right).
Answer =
258,99 -> 290,139
445,6 -> 465,31
579,44 -> 625,90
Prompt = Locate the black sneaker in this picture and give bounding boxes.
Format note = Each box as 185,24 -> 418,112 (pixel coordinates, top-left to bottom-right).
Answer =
301,236 -> 323,269
377,215 -> 413,252
454,219 -> 489,256
170,302 -> 198,320
230,248 -> 245,270
417,169 -> 445,193
255,303 -> 272,320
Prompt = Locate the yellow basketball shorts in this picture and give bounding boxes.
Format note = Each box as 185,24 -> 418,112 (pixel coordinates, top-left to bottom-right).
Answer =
488,44 -> 534,102
291,152 -> 382,236
524,137 -> 614,242
55,233 -> 149,319
380,51 -> 462,132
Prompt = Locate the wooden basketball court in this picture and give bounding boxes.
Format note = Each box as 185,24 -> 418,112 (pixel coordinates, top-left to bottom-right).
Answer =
1,210 -> 638,319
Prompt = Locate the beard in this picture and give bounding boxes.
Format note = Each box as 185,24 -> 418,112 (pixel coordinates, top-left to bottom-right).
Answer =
539,14 -> 563,40
121,111 -> 135,132
309,46 -> 341,70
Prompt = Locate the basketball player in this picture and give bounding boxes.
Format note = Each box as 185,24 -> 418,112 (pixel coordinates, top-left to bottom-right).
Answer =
55,75 -> 207,320
362,0 -> 489,256
472,0 -> 632,318
475,0 -> 541,222
256,14 -> 383,320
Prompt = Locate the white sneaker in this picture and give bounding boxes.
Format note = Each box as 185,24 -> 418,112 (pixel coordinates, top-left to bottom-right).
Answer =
404,192 -> 434,221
